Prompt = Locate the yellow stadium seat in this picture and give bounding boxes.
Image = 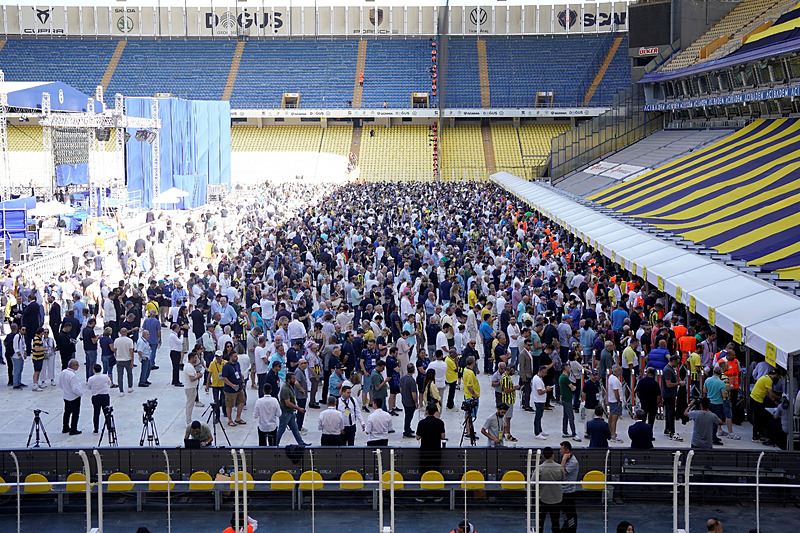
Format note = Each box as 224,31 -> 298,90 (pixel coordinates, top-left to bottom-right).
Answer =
66,473 -> 88,493
229,471 -> 255,491
381,471 -> 404,490
581,470 -> 606,490
107,472 -> 134,492
299,471 -> 323,490
0,476 -> 10,494
460,470 -> 485,490
420,470 -> 445,490
148,472 -> 175,491
339,470 -> 364,490
24,473 -> 51,493
501,470 -> 526,490
270,471 -> 295,490
189,472 -> 214,491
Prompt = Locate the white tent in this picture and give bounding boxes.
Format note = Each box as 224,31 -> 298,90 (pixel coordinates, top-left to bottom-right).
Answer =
490,171 -> 800,370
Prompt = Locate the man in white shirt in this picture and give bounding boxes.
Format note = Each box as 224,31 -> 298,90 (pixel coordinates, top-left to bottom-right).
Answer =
254,336 -> 270,398
436,323 -> 450,356
428,351 -> 448,401
87,363 -> 112,433
287,313 -> 307,346
113,328 -> 135,396
168,323 -> 184,387
365,398 -> 393,446
253,382 -> 281,446
217,326 -> 233,351
532,365 -> 552,440
60,359 -> 83,435
318,396 -> 346,446
607,365 -> 624,443
182,352 -> 203,425
337,385 -> 365,446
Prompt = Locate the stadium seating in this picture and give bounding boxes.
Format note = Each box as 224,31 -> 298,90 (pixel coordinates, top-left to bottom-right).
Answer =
445,39 -> 482,107
231,40 -> 358,109
492,124 -> 570,173
230,124 -> 352,182
482,36 -> 630,107
589,118 -> 800,278
359,125 -> 432,181
662,0 -> 791,72
439,124 -> 486,180
588,35 -> 631,106
107,40 -> 235,101
0,39 -> 114,96
361,40 -> 432,108
556,128 -> 735,197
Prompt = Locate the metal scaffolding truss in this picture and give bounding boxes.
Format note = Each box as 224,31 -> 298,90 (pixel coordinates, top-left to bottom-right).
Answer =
0,70 -> 161,213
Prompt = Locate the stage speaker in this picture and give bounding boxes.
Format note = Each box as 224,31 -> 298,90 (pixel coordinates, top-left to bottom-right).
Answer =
9,239 -> 27,262
95,128 -> 111,142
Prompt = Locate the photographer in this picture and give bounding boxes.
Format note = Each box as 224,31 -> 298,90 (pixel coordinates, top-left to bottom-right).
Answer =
683,397 -> 722,450
185,420 -> 213,447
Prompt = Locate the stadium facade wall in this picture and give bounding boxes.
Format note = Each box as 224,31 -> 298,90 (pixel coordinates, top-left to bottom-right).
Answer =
2,1 -> 627,38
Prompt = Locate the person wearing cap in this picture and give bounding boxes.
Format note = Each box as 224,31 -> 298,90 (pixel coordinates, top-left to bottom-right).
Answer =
264,360 -> 282,400
328,363 -> 345,398
142,309 -> 161,370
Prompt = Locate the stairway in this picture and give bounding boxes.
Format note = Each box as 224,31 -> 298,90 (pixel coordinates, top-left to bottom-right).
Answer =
583,36 -> 624,105
222,41 -> 246,101
352,41 -> 368,109
100,40 -> 127,91
349,124 -> 363,166
477,40 -> 491,108
0,40 -> 6,54
481,121 -> 497,177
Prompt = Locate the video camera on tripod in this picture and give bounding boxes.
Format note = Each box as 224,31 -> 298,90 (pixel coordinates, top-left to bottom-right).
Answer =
142,399 -> 158,422
461,397 -> 479,416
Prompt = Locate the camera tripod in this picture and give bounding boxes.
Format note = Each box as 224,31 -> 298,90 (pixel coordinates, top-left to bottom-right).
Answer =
460,411 -> 478,446
99,406 -> 118,447
140,414 -> 160,447
27,409 -> 51,448
204,401 -> 230,447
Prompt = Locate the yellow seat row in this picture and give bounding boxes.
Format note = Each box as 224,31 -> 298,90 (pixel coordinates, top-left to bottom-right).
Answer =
359,125 -> 433,181
439,124 -> 486,181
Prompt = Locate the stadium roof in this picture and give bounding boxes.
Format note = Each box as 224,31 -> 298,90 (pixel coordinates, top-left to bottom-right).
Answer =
5,81 -> 104,113
490,171 -> 800,369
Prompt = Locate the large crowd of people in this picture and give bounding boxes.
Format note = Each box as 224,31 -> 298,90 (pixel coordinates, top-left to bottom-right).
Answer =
2,180 -> 795,454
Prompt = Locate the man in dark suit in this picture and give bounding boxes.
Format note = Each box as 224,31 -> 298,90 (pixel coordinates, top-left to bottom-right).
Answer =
48,295 -> 62,337
628,409 -> 654,449
587,405 -> 611,449
21,295 -> 43,356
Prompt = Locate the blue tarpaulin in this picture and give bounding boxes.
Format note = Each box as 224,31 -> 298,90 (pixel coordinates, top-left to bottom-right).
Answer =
0,197 -> 36,211
5,82 -> 104,113
55,163 -> 89,187
125,97 -> 230,210
0,208 -> 29,258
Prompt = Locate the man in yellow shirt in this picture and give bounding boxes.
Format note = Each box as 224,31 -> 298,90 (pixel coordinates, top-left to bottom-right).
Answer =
445,348 -> 459,411
750,369 -> 779,442
462,355 -> 480,414
687,348 -> 703,397
204,351 -> 227,417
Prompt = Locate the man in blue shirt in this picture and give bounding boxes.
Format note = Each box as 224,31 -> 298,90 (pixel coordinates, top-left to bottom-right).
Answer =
141,309 -> 161,369
328,364 -> 345,398
479,317 -> 495,374
611,303 -> 628,333
220,352 -> 246,424
360,338 -> 379,411
171,282 -> 188,308
218,296 -> 237,327
703,366 -> 728,445
646,339 -> 671,371
587,406 -> 611,448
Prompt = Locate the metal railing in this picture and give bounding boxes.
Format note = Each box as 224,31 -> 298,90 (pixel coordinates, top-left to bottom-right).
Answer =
1,447 -> 797,533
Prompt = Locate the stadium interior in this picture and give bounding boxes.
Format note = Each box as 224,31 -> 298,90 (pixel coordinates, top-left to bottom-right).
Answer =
2,0 -> 800,529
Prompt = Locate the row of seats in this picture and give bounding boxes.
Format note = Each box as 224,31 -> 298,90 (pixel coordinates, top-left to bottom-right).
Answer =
3,468 -> 607,495
359,125 -> 432,181
439,124 -> 486,179
588,35 -> 631,106
662,0 -> 787,72
492,124 -> 570,171
7,126 -> 117,152
0,37 -> 630,108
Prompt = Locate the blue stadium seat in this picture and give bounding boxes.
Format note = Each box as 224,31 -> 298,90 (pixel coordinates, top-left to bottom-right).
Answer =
0,39 -> 115,96
361,40 -> 432,108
